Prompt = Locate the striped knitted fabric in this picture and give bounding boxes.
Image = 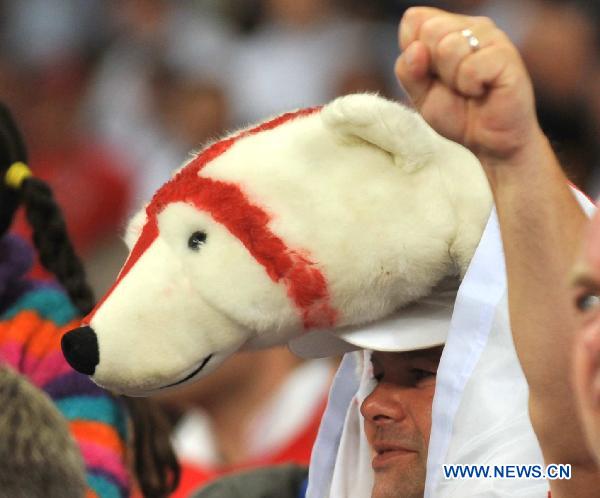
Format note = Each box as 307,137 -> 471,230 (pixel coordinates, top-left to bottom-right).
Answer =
0,234 -> 130,498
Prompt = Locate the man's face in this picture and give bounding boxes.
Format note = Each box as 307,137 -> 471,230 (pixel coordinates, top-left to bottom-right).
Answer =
572,210 -> 600,463
360,346 -> 443,498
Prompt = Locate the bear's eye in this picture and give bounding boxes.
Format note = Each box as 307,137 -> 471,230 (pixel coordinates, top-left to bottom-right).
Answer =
188,231 -> 207,251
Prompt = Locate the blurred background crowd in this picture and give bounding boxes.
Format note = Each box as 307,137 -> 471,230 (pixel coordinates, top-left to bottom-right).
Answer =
1,0 -> 598,293
2,1 -> 600,496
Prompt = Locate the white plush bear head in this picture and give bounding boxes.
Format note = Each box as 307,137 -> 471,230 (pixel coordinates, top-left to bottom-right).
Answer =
61,94 -> 491,395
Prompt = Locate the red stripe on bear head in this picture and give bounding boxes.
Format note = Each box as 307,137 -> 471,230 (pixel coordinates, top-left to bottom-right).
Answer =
85,106 -> 337,329
174,177 -> 338,329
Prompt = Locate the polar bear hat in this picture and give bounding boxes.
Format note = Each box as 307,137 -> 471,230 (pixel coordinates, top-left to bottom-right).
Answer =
62,94 -> 492,395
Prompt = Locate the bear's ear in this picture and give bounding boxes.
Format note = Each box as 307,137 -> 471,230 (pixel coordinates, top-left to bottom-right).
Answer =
321,93 -> 439,173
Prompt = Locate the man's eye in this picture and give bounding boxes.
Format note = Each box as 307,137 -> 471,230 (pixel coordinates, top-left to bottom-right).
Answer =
575,293 -> 600,312
412,369 -> 436,384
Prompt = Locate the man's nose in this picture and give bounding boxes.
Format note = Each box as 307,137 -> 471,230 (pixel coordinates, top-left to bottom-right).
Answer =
360,383 -> 407,423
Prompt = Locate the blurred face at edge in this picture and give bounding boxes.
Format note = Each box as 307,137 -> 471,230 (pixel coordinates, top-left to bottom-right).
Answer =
573,208 -> 600,463
361,346 -> 443,498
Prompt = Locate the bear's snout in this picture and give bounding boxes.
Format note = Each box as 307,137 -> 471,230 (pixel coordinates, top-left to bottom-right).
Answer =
62,326 -> 100,376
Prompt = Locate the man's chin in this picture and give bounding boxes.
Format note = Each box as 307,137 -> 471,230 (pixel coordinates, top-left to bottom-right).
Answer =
371,455 -> 425,498
371,481 -> 424,498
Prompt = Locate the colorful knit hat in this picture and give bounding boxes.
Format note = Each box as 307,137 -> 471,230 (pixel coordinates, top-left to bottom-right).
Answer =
0,233 -> 130,498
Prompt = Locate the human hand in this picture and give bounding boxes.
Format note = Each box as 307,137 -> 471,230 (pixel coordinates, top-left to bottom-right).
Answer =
396,7 -> 544,168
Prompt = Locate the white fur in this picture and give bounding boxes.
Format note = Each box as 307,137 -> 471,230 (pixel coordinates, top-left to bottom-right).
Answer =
86,94 -> 492,394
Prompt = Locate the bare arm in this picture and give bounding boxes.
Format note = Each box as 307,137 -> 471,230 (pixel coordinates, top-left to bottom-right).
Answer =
396,7 -> 598,496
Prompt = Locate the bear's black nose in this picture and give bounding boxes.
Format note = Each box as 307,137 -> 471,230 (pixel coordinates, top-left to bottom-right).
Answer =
61,326 -> 99,376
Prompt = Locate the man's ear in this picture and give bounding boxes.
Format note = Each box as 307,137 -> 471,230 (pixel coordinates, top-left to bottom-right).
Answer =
321,93 -> 439,173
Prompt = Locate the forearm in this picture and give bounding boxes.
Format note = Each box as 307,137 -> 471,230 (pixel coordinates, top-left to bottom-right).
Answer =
483,132 -> 590,457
